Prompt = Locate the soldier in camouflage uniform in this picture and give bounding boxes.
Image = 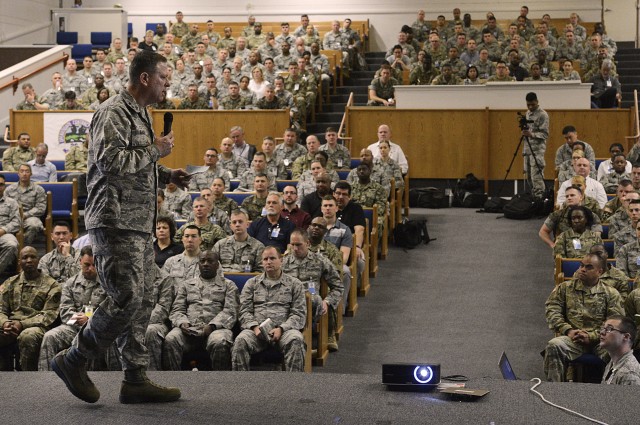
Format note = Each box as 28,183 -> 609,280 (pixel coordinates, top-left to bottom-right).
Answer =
4,164 -> 46,245
367,65 -> 397,106
611,197 -> 640,256
2,133 -> 35,171
39,222 -> 81,284
65,140 -> 88,171
39,72 -> 65,110
555,31 -> 583,62
218,81 -> 250,110
616,220 -> 640,279
0,174 -> 21,275
231,246 -> 307,371
213,209 -> 264,272
553,206 -> 602,258
211,177 -> 239,217
285,62 -> 314,116
144,265 -> 174,370
217,27 -> 236,50
240,174 -> 270,221
430,63 -> 462,85
188,148 -> 228,191
544,253 -> 624,382
350,163 -> 388,232
261,137 -> 288,180
291,135 -> 324,180
169,12 -> 188,37
218,138 -> 248,180
347,149 -> 390,196
320,128 -> 351,169
283,229 -> 343,352
164,226 -> 202,287
599,154 -> 631,194
164,251 -> 238,370
39,246 -> 119,371
589,244 -> 631,301
235,153 -> 277,192
0,247 -> 60,371
52,51 -> 185,404
256,84 -> 287,110
62,59 -> 88,97
191,188 -> 231,234
173,198 -> 226,251
180,24 -> 201,51
164,183 -> 192,220
521,92 -> 549,199
178,84 -> 209,109
274,129 -> 307,171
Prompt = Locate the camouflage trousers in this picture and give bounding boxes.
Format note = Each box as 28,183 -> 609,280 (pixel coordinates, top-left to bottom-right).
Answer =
163,327 -> 234,371
73,229 -> 155,371
311,294 -> 337,337
39,324 -> 121,371
145,323 -> 170,371
543,335 -> 608,382
23,217 -> 44,245
0,326 -> 45,371
0,233 -> 18,274
524,144 -> 546,198
231,328 -> 305,371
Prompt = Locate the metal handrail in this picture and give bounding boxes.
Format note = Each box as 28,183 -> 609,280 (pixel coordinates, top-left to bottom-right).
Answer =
337,92 -> 354,151
625,90 -> 640,144
0,53 -> 69,94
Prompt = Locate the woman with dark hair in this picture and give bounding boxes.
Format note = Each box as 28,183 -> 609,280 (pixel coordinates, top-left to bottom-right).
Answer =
553,205 -> 602,258
154,215 -> 184,267
409,50 -> 438,85
463,65 -> 481,85
89,88 -> 110,110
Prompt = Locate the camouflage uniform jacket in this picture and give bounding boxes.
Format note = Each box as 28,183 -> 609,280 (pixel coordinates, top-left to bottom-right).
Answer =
187,207 -> 231,234
0,272 -> 60,329
38,247 -> 81,284
63,73 -> 88,96
319,143 -> 351,169
474,60 -> 496,79
178,96 -> 210,109
213,235 -> 264,272
170,272 -> 239,329
616,241 -> 640,279
285,74 -> 313,97
149,267 -> 174,326
368,77 -> 396,100
241,194 -> 267,221
170,22 -> 189,37
213,196 -> 239,217
174,221 -> 226,251
600,172 -> 632,194
256,96 -> 287,110
188,166 -> 228,191
39,88 -> 65,110
523,106 -> 549,154
274,143 -> 307,168
610,211 -> 635,255
375,158 -> 404,189
545,278 -> 624,342
409,65 -> 439,85
347,166 -> 391,196
553,229 -> 602,259
2,146 -> 35,171
599,265 -> 631,301
543,198 -> 603,236
282,251 -> 343,309
431,74 -> 463,85
350,180 -> 388,226
59,272 -> 106,325
309,239 -> 343,273
625,288 -> 640,348
602,196 -> 623,221
218,95 -> 250,110
265,157 -> 288,180
218,154 -> 248,179
0,195 -> 21,234
237,168 -> 277,192
4,182 -> 46,219
163,252 -> 201,281
164,188 -> 192,220
238,272 -> 306,332
85,90 -> 172,233
65,144 -> 88,171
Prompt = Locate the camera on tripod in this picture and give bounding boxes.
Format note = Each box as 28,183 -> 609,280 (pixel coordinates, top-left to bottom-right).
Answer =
517,112 -> 534,131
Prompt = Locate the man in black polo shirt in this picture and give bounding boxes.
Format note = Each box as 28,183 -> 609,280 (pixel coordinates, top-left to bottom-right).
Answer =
248,192 -> 295,253
300,173 -> 332,218
333,181 -> 366,283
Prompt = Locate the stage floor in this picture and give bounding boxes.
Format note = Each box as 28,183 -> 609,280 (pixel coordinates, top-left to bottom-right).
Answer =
1,371 -> 634,424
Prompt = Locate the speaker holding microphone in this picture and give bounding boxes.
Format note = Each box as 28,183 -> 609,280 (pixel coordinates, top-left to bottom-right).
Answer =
163,112 -> 173,136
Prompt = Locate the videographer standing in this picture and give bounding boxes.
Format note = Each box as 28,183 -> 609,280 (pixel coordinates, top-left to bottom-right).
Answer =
522,92 -> 549,199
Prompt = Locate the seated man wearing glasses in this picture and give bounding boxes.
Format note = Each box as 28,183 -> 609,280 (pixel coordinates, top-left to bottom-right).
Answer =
543,253 -> 624,382
599,315 -> 640,385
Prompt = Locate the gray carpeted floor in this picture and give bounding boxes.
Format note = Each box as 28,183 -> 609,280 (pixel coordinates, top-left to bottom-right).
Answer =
317,208 -> 553,380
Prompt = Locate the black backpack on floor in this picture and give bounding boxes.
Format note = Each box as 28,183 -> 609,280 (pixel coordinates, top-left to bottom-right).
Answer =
503,194 -> 538,219
393,219 -> 435,249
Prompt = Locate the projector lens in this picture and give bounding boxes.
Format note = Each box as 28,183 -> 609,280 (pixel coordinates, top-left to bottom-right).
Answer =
413,366 -> 433,383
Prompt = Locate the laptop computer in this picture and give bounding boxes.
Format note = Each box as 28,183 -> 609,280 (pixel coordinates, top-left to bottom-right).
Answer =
499,351 -> 517,380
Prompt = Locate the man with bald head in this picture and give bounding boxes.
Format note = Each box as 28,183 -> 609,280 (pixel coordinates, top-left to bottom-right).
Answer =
367,124 -> 408,174
347,149 -> 390,197
301,173 -> 333,218
291,135 -> 325,180
557,157 -> 607,208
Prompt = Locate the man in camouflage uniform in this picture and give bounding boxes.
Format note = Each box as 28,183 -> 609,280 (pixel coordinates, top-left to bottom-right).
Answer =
236,153 -> 277,192
589,244 -> 630,301
0,174 -> 21,275
367,65 -> 396,106
616,219 -> 640,279
347,149 -> 390,196
39,245 -> 119,371
430,63 -> 462,85
178,84 -> 209,110
164,225 -> 203,281
217,27 -> 235,50
285,62 -> 313,117
2,133 -> 35,171
320,127 -> 350,169
218,81 -> 250,110
283,229 -> 343,352
0,246 -> 60,371
521,92 -> 549,199
600,154 -> 631,194
174,198 -> 226,251
274,128 -> 307,171
556,31 -> 583,62
291,135 -> 323,180
247,22 -> 267,50
213,209 -> 264,272
211,177 -> 239,217
240,174 -> 270,222
52,51 -> 185,404
544,253 -> 624,382
180,24 -> 201,51
169,11 -> 188,37
232,246 -> 307,371
164,181 -> 192,220
62,59 -> 88,97
164,250 -> 238,370
192,188 -> 231,233
39,222 -> 80,284
612,197 -> 640,256
40,72 -> 65,110
274,77 -> 302,129
65,139 -> 88,171
188,148 -> 227,191
218,137 -> 248,180
256,84 -> 287,110
4,164 -> 46,245
350,163 -> 388,232
602,180 -> 634,220
143,264 -> 174,371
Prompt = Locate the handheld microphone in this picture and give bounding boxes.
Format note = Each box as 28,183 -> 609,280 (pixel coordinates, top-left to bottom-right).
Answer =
163,112 -> 173,136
